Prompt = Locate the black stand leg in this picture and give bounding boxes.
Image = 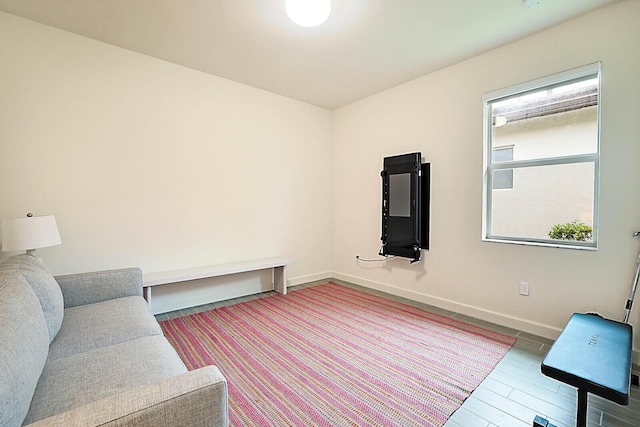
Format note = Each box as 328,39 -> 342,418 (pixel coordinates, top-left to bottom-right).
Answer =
576,389 -> 587,427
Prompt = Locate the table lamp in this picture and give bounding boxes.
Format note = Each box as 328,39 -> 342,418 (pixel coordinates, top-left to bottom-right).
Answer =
2,213 -> 61,255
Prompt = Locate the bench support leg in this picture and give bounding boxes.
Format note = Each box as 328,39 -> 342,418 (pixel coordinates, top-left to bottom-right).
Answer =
143,286 -> 152,311
273,266 -> 287,295
576,389 -> 587,427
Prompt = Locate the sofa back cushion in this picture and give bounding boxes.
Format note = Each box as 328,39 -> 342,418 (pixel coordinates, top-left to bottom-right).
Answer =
0,254 -> 64,343
0,273 -> 50,427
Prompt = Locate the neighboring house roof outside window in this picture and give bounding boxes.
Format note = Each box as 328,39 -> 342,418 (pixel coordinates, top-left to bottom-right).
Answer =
492,82 -> 597,125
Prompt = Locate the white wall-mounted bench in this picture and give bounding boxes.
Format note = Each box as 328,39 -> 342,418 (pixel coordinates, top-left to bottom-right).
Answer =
142,257 -> 292,312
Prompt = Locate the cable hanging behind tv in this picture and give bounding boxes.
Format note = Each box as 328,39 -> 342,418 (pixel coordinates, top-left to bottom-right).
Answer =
380,152 -> 430,263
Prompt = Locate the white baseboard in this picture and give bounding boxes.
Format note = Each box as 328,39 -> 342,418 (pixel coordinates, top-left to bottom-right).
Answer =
150,269 -> 273,314
289,271 -> 332,286
150,280 -> 272,314
330,272 -> 562,340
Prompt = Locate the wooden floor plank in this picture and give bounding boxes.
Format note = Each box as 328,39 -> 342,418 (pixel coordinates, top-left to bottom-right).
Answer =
445,407 -> 490,427
470,386 -> 540,424
452,396 -> 531,427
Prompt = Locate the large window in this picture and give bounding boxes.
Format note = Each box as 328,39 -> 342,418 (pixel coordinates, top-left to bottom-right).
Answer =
482,63 -> 600,249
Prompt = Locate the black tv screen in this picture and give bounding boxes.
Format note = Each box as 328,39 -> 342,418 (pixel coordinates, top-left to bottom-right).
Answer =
389,173 -> 411,217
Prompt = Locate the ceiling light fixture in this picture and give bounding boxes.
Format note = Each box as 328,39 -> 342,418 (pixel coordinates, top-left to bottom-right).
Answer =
286,0 -> 331,27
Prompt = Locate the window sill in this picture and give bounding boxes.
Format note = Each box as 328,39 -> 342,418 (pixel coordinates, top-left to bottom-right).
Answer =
483,236 -> 597,251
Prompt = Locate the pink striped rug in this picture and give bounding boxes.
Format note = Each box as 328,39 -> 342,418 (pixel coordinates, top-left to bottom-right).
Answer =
160,282 -> 515,426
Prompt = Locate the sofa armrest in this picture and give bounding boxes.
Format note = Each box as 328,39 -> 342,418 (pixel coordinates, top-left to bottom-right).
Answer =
24,366 -> 228,427
55,268 -> 143,308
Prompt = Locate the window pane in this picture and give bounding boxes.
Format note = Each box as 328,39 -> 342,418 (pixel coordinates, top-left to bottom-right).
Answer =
490,162 -> 594,241
491,77 -> 598,161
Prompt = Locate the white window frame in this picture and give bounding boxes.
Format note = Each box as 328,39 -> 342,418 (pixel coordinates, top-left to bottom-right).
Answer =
482,62 -> 601,249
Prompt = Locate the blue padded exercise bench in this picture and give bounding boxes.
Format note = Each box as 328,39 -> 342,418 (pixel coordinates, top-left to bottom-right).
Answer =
537,233 -> 639,427
540,313 -> 632,427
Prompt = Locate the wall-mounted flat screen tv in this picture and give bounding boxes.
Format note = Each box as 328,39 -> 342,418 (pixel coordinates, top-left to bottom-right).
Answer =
380,152 -> 430,263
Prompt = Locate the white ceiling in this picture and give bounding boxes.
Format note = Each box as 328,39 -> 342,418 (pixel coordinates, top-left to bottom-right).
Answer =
0,0 -> 621,110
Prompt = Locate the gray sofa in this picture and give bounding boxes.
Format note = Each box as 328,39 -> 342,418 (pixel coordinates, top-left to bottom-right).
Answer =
0,254 -> 228,427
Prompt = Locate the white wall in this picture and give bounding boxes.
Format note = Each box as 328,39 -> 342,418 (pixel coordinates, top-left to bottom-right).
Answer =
0,12 -> 332,310
331,0 -> 640,360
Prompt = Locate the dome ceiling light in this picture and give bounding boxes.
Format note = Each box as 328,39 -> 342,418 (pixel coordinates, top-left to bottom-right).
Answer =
285,0 -> 331,27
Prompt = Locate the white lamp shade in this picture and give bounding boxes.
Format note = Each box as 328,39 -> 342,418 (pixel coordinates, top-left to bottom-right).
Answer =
2,215 -> 62,252
286,0 -> 331,27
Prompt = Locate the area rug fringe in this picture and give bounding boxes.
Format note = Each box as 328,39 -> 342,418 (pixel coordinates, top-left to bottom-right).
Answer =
160,282 -> 516,426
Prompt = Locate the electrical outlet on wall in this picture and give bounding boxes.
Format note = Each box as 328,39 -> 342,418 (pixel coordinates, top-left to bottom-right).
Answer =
519,282 -> 530,296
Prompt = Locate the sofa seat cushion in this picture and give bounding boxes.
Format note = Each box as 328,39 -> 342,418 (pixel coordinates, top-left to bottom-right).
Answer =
24,335 -> 188,424
0,254 -> 63,343
0,273 -> 50,427
48,296 -> 163,361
